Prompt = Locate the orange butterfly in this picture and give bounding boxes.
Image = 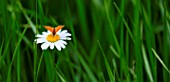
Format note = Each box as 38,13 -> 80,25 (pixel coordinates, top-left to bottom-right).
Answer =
44,25 -> 64,35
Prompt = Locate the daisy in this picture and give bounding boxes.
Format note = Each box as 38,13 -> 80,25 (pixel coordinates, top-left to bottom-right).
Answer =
35,25 -> 71,51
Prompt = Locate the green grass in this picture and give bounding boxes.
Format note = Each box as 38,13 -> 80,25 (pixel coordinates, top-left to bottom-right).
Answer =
0,0 -> 170,82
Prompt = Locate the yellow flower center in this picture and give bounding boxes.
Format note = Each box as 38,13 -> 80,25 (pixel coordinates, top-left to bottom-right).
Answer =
46,34 -> 60,42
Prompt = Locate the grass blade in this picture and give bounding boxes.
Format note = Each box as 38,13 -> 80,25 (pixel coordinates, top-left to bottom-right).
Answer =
35,51 -> 44,81
7,23 -> 28,82
152,48 -> 170,73
0,39 -> 4,56
110,45 -> 119,58
98,41 -> 115,82
78,53 -> 98,82
17,1 -> 37,34
142,44 -> 154,82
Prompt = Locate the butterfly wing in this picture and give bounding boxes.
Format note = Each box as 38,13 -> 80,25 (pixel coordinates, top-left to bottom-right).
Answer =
44,26 -> 54,33
55,25 -> 64,33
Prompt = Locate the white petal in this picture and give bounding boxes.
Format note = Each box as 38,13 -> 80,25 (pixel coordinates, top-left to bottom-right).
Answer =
36,38 -> 46,44
47,30 -> 52,34
41,42 -> 50,50
58,41 -> 66,49
64,33 -> 71,36
59,40 -> 67,45
60,37 -> 71,40
50,43 -> 54,50
42,32 -> 48,35
67,37 -> 71,40
35,34 -> 44,38
59,33 -> 71,38
42,31 -> 51,36
56,29 -> 61,34
59,30 -> 67,35
54,42 -> 61,51
59,35 -> 66,38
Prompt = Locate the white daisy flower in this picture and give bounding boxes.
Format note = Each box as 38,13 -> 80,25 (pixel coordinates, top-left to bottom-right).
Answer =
35,25 -> 71,51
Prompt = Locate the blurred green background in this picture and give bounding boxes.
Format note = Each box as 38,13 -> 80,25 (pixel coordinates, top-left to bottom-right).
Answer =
0,0 -> 170,82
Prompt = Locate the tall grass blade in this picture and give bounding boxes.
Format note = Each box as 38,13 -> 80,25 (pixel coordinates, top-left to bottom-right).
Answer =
152,48 -> 170,73
35,51 -> 44,81
142,44 -> 154,82
17,1 -> 37,34
98,41 -> 115,82
78,53 -> 97,82
7,23 -> 28,82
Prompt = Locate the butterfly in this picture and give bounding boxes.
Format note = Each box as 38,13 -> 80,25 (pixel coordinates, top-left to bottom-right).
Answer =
44,25 -> 64,35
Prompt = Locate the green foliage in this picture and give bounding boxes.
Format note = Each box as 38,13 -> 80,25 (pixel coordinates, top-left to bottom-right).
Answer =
0,0 -> 170,82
